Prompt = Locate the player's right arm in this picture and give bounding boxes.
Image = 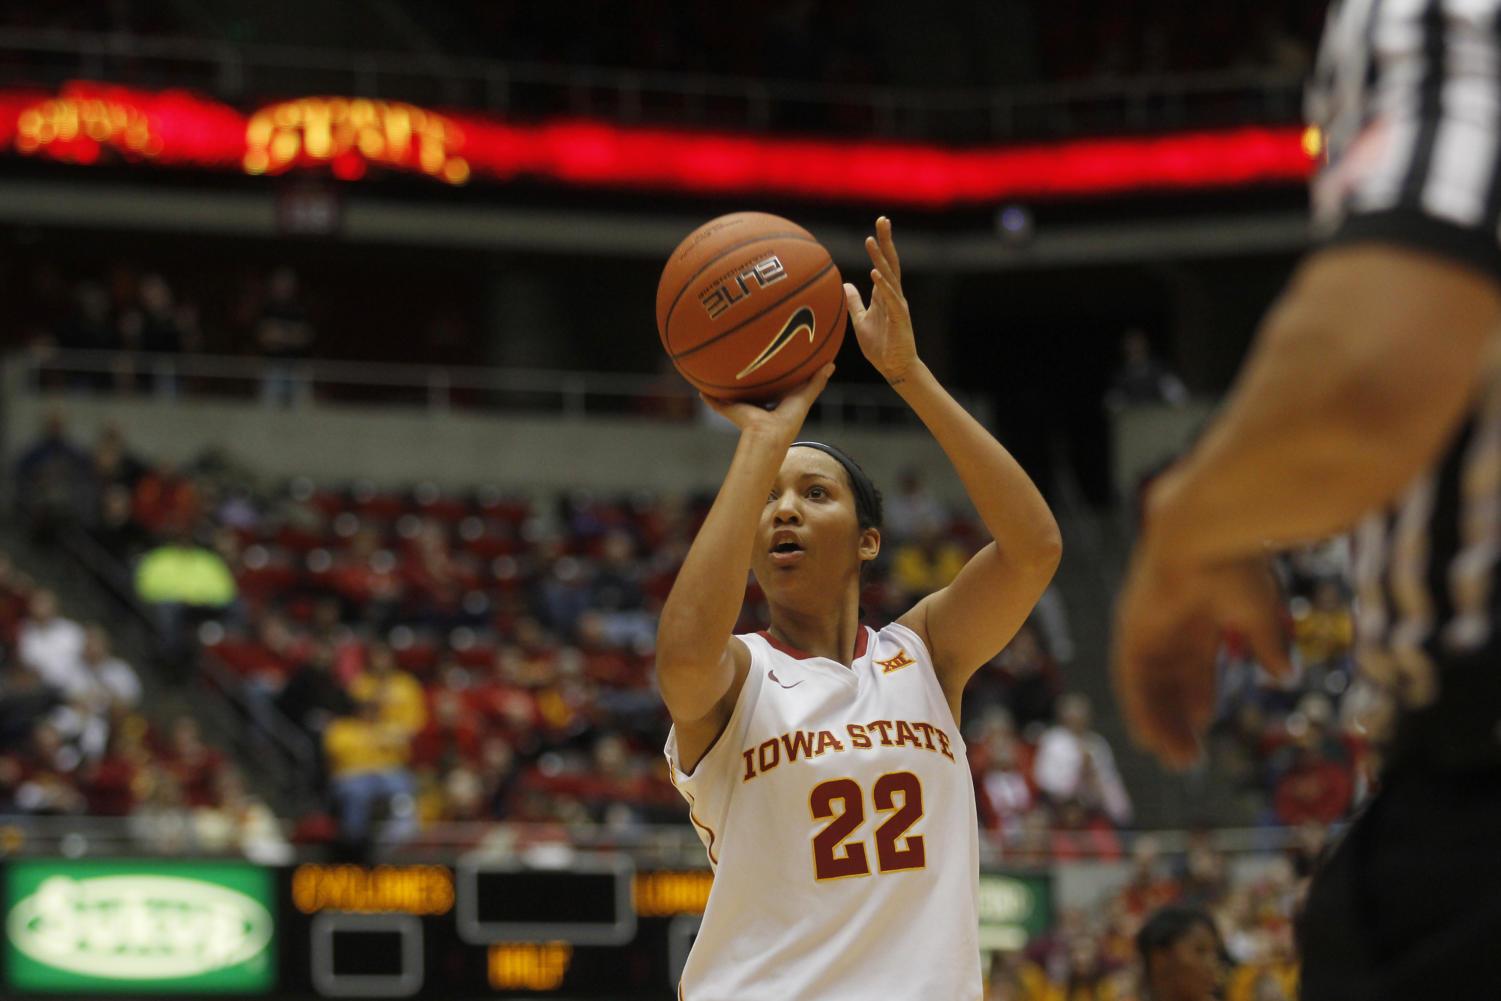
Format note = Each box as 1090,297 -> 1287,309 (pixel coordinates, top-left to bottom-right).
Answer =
656,363 -> 835,770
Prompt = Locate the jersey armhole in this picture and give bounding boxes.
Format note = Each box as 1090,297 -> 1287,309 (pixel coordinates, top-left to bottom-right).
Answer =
666,637 -> 762,781
881,620 -> 964,738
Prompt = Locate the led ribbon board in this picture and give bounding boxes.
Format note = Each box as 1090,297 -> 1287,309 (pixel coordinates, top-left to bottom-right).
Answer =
0,82 -> 1319,206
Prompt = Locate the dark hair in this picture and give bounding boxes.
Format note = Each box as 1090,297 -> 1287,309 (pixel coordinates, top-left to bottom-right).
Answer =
1136,905 -> 1220,969
790,441 -> 883,532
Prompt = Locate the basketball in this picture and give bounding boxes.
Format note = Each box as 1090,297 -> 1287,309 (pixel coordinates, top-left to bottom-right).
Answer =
656,211 -> 846,401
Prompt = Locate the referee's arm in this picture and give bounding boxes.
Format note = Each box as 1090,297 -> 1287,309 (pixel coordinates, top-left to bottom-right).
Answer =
1146,241 -> 1501,562
1113,242 -> 1501,766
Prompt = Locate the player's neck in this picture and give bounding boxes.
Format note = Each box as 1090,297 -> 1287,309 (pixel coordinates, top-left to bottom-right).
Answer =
764,597 -> 862,667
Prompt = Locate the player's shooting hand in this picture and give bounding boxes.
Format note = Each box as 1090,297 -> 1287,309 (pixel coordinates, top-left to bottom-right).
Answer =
1112,541 -> 1291,770
845,216 -> 918,384
700,362 -> 835,444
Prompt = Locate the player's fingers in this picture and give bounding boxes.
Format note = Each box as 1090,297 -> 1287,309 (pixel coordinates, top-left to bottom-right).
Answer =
1235,564 -> 1294,679
842,282 -> 867,323
1115,613 -> 1213,768
864,235 -> 895,284
876,216 -> 902,285
1139,673 -> 1204,769
697,393 -> 737,422
783,363 -> 835,407
870,269 -> 906,310
1242,608 -> 1294,681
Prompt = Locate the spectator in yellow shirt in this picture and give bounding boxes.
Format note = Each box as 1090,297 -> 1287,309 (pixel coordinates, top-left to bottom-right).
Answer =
1291,580 -> 1354,670
324,697 -> 416,850
348,643 -> 427,737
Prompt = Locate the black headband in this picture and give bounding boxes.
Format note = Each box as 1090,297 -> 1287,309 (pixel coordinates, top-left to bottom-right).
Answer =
790,441 -> 881,531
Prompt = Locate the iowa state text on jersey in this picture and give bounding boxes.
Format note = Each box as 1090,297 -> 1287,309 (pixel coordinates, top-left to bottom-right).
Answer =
739,718 -> 955,782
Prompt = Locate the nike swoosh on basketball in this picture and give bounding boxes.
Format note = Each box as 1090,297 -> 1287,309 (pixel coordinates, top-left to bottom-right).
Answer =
735,305 -> 815,380
768,669 -> 803,689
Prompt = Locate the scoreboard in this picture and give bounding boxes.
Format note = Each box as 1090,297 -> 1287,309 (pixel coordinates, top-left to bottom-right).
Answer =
2,858 -> 1049,999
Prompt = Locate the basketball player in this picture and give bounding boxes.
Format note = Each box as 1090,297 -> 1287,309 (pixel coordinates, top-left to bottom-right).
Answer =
1135,906 -> 1225,1001
1113,3 -> 1501,998
657,217 -> 1061,1001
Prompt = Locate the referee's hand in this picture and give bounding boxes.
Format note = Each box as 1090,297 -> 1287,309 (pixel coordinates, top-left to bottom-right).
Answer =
1112,547 -> 1291,770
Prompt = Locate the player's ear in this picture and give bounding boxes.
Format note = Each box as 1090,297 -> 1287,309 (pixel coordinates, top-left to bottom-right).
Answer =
859,527 -> 880,563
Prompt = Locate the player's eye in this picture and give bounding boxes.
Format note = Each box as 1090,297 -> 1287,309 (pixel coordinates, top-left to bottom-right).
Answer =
807,485 -> 826,499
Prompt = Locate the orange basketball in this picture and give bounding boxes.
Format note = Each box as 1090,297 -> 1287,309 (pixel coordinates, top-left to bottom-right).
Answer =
656,212 -> 845,401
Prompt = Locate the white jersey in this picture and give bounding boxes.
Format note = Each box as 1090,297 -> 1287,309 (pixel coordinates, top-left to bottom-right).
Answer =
665,621 -> 981,1001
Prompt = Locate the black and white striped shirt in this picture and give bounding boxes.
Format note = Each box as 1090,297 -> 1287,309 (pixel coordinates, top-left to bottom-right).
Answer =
1309,0 -> 1501,769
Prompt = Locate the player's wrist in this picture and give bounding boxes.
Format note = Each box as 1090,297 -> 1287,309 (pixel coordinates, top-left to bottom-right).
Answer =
882,358 -> 928,390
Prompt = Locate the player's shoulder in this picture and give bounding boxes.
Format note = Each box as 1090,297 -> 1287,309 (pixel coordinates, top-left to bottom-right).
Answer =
869,619 -> 933,666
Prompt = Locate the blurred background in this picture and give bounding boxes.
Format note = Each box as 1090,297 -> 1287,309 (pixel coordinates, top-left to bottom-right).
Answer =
0,3 -> 1348,1000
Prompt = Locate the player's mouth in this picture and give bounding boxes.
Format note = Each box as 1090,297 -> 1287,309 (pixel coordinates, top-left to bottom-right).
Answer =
769,533 -> 805,567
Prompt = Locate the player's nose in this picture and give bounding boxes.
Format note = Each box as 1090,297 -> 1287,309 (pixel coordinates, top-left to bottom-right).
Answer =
771,494 -> 802,524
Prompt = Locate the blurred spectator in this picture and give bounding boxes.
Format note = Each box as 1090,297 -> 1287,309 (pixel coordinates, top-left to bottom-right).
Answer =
1035,693 -> 1132,826
324,696 -> 418,850
1290,579 -> 1354,670
0,660 -> 61,751
1031,585 -> 1076,666
131,461 -> 201,535
890,522 -> 968,602
982,621 -> 1063,730
17,590 -> 87,694
1177,826 -> 1229,907
348,643 -> 428,738
68,624 -> 142,711
255,267 -> 314,406
1136,905 -> 1226,1001
276,642 -> 354,740
193,766 -> 293,864
1270,716 -> 1352,827
1104,329 -> 1188,411
15,414 -> 91,537
1121,836 -> 1182,920
13,721 -> 86,814
163,715 -> 227,808
588,531 -> 654,647
128,770 -> 194,853
120,273 -> 191,397
134,523 -> 238,676
969,708 -> 1036,840
884,468 -> 947,543
57,280 -> 118,354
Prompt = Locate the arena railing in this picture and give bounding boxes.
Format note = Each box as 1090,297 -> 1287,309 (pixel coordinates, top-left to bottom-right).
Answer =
16,348 -> 969,428
0,28 -> 1306,142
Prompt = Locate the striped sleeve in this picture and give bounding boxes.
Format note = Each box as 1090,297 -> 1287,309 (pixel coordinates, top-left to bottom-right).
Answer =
1312,0 -> 1501,281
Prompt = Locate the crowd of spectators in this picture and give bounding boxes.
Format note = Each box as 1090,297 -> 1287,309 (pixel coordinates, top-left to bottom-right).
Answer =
0,555 -> 289,861
983,826 -> 1318,1001
1201,538 -> 1373,830
13,416 -> 1127,860
10,261 -> 318,395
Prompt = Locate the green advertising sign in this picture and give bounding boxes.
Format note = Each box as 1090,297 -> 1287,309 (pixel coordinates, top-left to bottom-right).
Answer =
977,871 -> 1052,951
4,860 -> 275,994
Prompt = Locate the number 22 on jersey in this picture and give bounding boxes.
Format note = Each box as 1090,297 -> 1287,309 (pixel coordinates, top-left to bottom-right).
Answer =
809,770 -> 926,881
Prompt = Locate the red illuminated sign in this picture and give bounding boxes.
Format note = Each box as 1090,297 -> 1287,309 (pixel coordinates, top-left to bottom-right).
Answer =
0,82 -> 1318,206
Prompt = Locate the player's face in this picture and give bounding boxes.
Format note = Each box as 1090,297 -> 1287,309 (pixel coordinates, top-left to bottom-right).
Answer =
751,448 -> 874,603
1155,923 -> 1224,1001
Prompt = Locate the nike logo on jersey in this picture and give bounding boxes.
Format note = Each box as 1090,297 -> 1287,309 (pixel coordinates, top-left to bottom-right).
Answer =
735,305 -> 815,380
876,649 -> 915,673
768,669 -> 803,689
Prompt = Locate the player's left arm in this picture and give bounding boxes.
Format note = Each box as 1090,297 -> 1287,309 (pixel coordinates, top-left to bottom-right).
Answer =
846,218 -> 1062,701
